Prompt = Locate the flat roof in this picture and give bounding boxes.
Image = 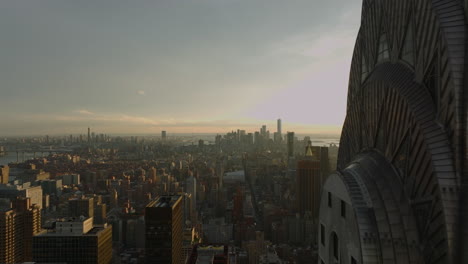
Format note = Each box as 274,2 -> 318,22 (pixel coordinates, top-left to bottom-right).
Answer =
147,195 -> 181,208
55,216 -> 91,222
35,225 -> 110,237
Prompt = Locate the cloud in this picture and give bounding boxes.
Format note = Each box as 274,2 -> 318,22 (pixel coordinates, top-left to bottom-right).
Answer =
247,7 -> 361,126
0,1 -> 361,136
74,109 -> 94,115
268,8 -> 359,61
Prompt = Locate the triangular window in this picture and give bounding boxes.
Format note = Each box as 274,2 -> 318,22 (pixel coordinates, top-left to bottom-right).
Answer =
424,54 -> 439,110
361,52 -> 368,82
401,19 -> 415,66
377,30 -> 390,62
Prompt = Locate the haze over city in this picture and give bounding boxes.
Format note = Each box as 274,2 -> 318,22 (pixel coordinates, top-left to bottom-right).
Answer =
3,1 -> 468,264
0,0 -> 361,136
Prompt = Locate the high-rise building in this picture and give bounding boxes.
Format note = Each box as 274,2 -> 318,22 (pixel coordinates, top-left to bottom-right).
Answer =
273,132 -> 280,143
215,134 -> 222,149
318,1 -> 468,263
145,195 -> 183,264
186,245 -> 230,264
232,186 -> 244,224
94,203 -> 107,225
0,197 -> 41,264
149,166 -> 158,182
0,185 -> 43,210
277,118 -> 282,137
247,133 -> 254,145
110,189 -> 118,208
69,196 -> 94,218
62,173 -> 81,185
297,141 -> 322,218
161,130 -> 167,141
287,132 -> 294,157
216,160 -> 224,190
254,131 -> 261,146
33,217 -> 112,264
310,146 -> 331,181
87,127 -> 91,144
41,179 -> 63,196
186,175 -> 197,222
261,125 -> 267,136
0,165 -> 9,184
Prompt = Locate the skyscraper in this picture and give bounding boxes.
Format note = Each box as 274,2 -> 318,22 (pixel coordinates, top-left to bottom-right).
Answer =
94,203 -> 107,225
0,185 -> 43,210
287,132 -> 294,157
318,1 -> 468,263
87,127 -> 90,144
0,198 -> 41,264
145,195 -> 183,264
261,125 -> 266,136
186,174 -> 197,221
0,165 -> 9,184
33,217 -> 112,264
297,141 -> 322,218
161,130 -> 167,141
69,196 -> 94,218
277,118 -> 282,136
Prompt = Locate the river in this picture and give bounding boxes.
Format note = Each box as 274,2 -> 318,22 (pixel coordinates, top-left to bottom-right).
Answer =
0,152 -> 48,166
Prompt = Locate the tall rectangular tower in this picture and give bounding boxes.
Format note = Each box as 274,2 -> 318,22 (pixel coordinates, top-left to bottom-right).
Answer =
69,197 -> 94,218
145,195 -> 183,264
287,132 -> 295,157
277,118 -> 282,135
297,159 -> 322,217
0,198 -> 41,264
0,165 -> 9,184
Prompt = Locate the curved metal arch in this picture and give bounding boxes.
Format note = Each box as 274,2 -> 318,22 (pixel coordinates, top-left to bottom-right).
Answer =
338,61 -> 458,263
322,0 -> 467,262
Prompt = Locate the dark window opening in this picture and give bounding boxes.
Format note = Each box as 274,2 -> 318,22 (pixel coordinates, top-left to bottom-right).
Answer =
332,232 -> 339,260
320,224 -> 325,246
341,200 -> 346,218
424,54 -> 439,111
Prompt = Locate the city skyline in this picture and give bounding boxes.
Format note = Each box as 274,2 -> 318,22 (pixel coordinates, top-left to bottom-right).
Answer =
0,121 -> 342,137
0,0 -> 361,135
2,0 -> 468,263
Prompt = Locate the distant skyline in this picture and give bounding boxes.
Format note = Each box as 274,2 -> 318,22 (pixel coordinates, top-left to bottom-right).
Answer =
0,0 -> 361,136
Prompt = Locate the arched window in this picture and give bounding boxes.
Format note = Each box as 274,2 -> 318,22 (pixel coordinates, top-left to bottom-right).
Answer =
329,232 -> 339,263
333,233 -> 339,259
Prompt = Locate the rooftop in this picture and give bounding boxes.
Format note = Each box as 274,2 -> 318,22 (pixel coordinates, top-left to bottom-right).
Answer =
187,245 -> 229,264
36,226 -> 108,237
56,216 -> 89,222
147,195 -> 182,208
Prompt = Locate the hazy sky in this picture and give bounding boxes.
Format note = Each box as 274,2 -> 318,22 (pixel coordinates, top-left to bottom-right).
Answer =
0,0 -> 361,136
